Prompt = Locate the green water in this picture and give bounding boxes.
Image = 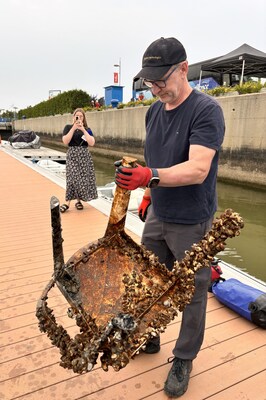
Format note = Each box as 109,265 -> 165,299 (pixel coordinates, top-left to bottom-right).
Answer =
216,182 -> 266,282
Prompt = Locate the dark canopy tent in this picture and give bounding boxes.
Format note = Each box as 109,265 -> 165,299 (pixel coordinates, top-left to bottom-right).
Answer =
188,58 -> 217,81
201,43 -> 266,81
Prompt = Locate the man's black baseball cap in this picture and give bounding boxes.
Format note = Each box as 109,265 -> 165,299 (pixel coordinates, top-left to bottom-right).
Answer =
134,37 -> 187,81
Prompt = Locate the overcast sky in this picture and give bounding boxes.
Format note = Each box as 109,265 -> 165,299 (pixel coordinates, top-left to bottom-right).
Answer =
1,0 -> 265,112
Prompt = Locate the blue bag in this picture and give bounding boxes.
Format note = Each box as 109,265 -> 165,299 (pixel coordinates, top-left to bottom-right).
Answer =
212,278 -> 266,328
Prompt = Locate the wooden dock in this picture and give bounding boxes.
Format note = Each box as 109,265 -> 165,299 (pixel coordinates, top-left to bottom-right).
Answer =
0,148 -> 266,400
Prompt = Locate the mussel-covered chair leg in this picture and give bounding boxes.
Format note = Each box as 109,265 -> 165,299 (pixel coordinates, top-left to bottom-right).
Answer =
50,196 -> 65,277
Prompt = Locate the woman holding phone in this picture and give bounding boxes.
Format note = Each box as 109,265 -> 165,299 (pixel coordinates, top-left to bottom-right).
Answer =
60,108 -> 98,213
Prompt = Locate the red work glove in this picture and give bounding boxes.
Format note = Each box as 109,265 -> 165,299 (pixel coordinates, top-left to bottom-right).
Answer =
115,161 -> 152,190
138,195 -> 151,222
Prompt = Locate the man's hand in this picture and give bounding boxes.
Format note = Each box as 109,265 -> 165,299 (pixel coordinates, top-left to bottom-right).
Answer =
138,195 -> 151,222
115,161 -> 152,190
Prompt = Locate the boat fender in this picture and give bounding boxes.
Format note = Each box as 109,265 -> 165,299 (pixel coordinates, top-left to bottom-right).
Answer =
212,278 -> 266,329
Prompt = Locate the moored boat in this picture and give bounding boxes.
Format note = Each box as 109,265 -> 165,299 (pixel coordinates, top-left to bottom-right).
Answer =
97,181 -> 144,212
36,159 -> 66,177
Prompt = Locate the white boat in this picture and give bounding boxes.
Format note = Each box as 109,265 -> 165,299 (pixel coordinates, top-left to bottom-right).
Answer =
97,182 -> 145,212
36,159 -> 66,177
215,258 -> 266,292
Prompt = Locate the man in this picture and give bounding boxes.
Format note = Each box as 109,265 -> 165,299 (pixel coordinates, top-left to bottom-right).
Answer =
115,37 -> 225,398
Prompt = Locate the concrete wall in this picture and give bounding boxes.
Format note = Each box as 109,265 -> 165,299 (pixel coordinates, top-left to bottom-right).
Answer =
15,106 -> 147,144
217,92 -> 266,150
14,92 -> 266,188
215,93 -> 266,187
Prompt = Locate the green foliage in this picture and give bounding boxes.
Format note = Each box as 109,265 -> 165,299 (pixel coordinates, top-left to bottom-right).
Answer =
117,97 -> 157,108
125,100 -> 138,107
206,81 -> 263,96
142,98 -> 157,106
1,110 -> 14,119
18,90 -> 93,119
206,86 -> 230,96
234,81 -> 263,94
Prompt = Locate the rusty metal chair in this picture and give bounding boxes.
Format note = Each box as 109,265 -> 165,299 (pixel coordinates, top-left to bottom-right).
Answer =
36,156 -> 244,374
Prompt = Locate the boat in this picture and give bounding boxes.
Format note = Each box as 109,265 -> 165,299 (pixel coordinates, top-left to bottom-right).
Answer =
8,130 -> 41,149
36,159 -> 66,177
97,181 -> 144,212
34,160 -> 143,212
212,258 -> 266,292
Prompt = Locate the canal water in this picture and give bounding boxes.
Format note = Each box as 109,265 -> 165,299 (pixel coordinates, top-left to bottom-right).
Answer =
91,154 -> 266,283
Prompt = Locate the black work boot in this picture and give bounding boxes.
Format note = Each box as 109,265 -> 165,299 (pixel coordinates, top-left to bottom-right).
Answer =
142,335 -> 160,354
164,357 -> 192,398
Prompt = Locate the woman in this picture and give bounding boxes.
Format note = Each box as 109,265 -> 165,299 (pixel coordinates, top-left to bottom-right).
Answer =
60,108 -> 98,213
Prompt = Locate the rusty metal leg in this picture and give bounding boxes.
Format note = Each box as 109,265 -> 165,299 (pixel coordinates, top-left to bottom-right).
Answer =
50,196 -> 65,278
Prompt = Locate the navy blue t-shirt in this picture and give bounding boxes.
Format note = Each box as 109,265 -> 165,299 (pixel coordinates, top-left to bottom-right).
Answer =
144,90 -> 225,224
63,124 -> 93,147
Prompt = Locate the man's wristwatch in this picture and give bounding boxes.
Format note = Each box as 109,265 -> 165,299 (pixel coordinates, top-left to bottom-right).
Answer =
147,168 -> 160,188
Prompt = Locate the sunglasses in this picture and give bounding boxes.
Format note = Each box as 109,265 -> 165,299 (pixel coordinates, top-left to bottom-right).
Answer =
143,64 -> 180,89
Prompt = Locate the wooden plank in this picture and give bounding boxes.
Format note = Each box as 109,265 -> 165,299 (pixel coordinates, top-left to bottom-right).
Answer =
0,303 -> 70,332
0,273 -> 54,292
89,333 -> 266,400
0,281 -> 55,299
0,310 -> 254,380
182,347 -> 266,399
1,330 -> 264,400
2,294 -> 67,319
0,296 -> 219,348
0,316 -> 75,348
0,286 -> 62,308
209,371 -> 266,400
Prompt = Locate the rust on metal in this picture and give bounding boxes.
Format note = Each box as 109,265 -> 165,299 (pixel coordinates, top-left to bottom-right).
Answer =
36,156 -> 244,374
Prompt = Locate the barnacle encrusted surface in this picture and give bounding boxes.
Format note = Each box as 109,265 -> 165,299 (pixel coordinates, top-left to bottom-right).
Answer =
36,208 -> 244,374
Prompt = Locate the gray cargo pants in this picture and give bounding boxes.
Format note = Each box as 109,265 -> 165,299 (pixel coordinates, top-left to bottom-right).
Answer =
142,206 -> 213,360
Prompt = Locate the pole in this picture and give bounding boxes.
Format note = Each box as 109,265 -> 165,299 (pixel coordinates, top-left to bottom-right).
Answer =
119,58 -> 121,86
13,107 -> 18,120
240,58 -> 245,86
198,70 -> 202,88
114,58 -> 121,86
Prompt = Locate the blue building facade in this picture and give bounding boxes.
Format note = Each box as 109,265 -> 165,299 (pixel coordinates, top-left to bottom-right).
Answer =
104,85 -> 124,106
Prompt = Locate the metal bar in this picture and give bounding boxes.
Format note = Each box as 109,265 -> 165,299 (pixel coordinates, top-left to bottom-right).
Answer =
50,196 -> 65,277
